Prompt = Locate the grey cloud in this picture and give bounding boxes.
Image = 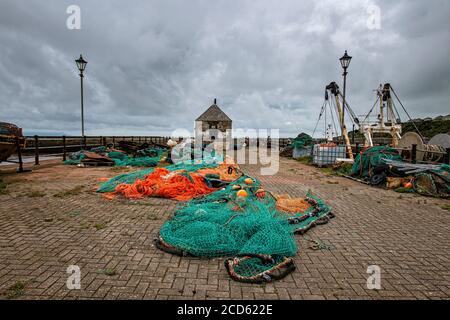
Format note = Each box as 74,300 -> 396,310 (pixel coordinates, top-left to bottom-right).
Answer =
0,0 -> 448,137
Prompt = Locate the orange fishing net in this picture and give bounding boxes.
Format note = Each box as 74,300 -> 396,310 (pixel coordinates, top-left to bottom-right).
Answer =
197,163 -> 242,182
273,194 -> 311,214
108,167 -> 217,201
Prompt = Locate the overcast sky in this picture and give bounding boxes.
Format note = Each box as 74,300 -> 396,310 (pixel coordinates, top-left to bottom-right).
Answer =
0,0 -> 449,137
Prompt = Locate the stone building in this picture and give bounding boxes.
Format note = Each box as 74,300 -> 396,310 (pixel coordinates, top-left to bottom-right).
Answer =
194,99 -> 232,148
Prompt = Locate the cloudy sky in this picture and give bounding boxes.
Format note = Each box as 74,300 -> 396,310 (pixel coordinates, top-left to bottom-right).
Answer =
0,0 -> 449,137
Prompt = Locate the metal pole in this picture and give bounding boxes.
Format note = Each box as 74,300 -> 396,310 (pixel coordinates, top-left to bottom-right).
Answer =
342,68 -> 347,128
80,72 -> 85,137
352,124 -> 355,144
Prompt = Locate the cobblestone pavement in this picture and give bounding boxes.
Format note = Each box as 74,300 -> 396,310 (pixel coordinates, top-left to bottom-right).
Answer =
0,157 -> 449,300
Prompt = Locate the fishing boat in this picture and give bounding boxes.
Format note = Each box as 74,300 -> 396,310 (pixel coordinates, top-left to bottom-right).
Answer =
0,122 -> 25,163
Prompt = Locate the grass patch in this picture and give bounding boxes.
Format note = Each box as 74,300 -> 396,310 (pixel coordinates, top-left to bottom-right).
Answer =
441,204 -> 450,211
296,156 -> 312,165
79,222 -> 90,230
6,281 -> 26,299
94,222 -> 107,230
318,167 -> 334,176
25,190 -> 46,198
0,179 -> 8,195
54,185 -> 84,198
102,268 -> 117,276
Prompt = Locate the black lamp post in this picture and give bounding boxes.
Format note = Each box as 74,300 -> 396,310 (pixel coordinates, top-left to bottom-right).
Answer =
339,50 -> 352,128
75,54 -> 88,137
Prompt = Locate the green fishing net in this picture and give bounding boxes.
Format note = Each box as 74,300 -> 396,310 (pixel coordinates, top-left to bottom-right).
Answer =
292,133 -> 313,149
412,164 -> 450,198
156,173 -> 332,283
64,147 -> 165,167
97,152 -> 333,282
351,146 -> 402,178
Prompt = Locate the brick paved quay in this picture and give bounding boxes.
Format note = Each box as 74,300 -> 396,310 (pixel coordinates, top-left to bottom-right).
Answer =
0,156 -> 449,300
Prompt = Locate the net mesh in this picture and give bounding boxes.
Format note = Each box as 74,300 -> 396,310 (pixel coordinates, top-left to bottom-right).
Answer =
412,164 -> 450,198
351,146 -> 402,178
97,155 -> 333,282
64,147 -> 165,167
156,171 -> 332,282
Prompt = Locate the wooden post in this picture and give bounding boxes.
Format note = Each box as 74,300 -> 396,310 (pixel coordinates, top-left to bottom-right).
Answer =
411,144 -> 417,164
16,137 -> 24,173
63,136 -> 67,161
34,135 -> 39,165
445,148 -> 450,165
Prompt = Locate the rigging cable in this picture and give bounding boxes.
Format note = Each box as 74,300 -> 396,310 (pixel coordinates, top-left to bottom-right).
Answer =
362,95 -> 380,124
312,100 -> 326,138
390,86 -> 424,140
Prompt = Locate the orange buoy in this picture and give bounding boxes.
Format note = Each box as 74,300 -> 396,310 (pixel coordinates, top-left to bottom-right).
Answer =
236,189 -> 248,197
232,184 -> 242,190
244,178 -> 253,185
404,181 -> 413,189
255,188 -> 266,199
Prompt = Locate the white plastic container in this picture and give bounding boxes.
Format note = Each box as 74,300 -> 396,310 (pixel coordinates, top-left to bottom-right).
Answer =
312,145 -> 346,166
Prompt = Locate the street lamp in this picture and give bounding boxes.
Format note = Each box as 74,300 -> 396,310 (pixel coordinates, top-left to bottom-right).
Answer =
75,54 -> 88,137
339,50 -> 352,128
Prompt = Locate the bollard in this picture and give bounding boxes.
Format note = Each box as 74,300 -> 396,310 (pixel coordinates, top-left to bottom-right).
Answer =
63,136 -> 67,161
34,135 -> 39,165
445,148 -> 450,165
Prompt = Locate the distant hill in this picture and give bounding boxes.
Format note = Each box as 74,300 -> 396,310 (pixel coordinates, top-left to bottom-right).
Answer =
402,115 -> 450,139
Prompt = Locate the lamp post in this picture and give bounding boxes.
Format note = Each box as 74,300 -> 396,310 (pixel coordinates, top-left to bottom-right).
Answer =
75,54 -> 88,137
339,50 -> 352,129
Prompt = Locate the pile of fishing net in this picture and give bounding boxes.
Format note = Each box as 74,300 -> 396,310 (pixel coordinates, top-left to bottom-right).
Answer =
155,174 -> 333,283
99,162 -> 241,201
64,146 -> 165,167
97,156 -> 333,282
351,146 -> 403,185
382,163 -> 450,198
407,164 -> 450,198
280,133 -> 312,158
